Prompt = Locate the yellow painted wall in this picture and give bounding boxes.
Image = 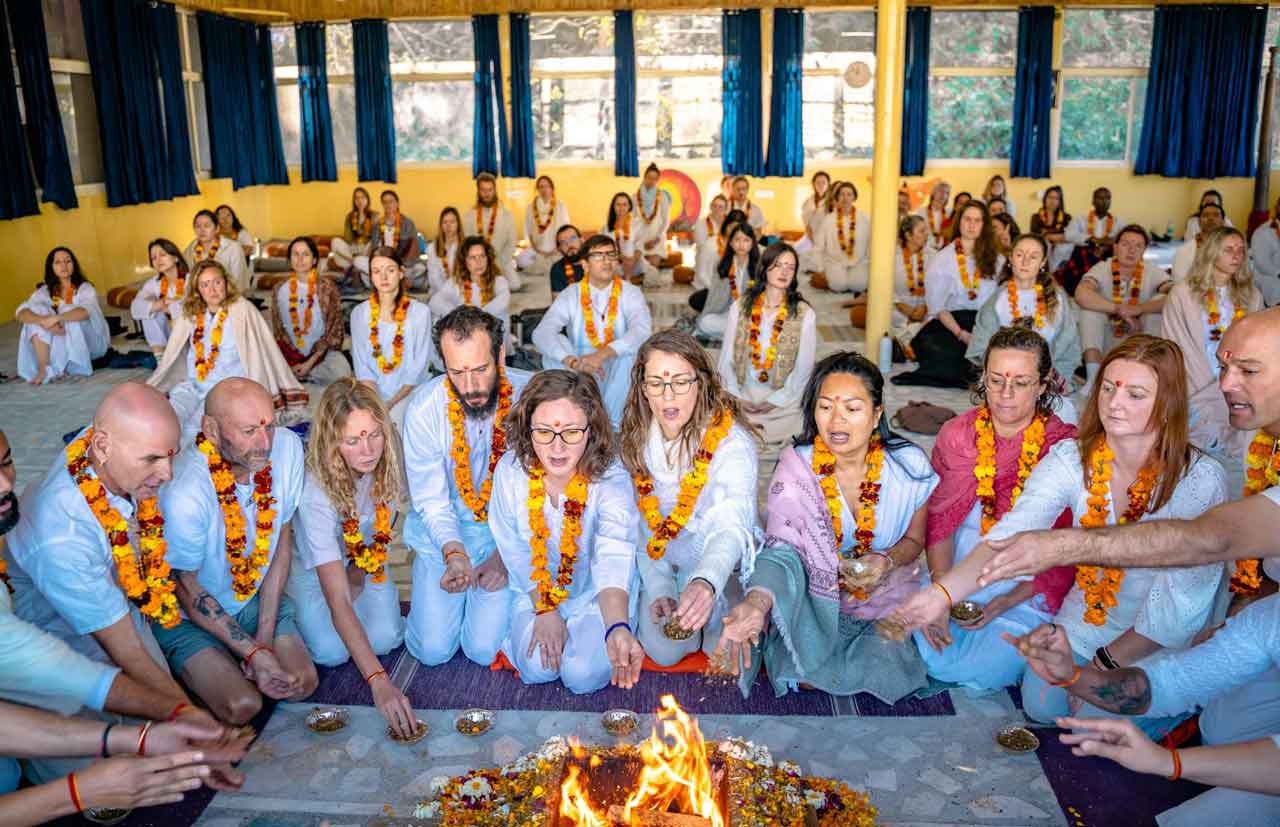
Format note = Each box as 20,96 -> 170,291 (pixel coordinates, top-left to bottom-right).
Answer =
1,161 -> 1275,319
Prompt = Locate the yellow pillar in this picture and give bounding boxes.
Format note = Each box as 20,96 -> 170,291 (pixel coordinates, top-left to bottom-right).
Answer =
864,0 -> 908,361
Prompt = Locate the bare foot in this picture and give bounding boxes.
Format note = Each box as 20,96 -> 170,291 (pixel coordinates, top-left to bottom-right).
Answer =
29,367 -> 47,385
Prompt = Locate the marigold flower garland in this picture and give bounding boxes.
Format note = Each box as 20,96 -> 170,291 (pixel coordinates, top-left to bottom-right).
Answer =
633,409 -> 734,561
581,277 -> 621,349
196,433 -> 277,601
1234,432 -> 1280,593
369,290 -> 409,374
927,208 -> 944,245
1075,437 -> 1158,626
836,206 -> 857,259
351,212 -> 373,242
637,190 -> 660,223
1007,280 -> 1046,330
381,213 -> 402,246
0,557 -> 9,595
447,374 -> 513,522
288,269 -> 317,350
460,272 -> 495,307
533,197 -> 557,235
727,259 -> 740,300
341,502 -> 392,583
748,294 -> 788,382
613,214 -> 631,243
527,465 -> 588,614
65,430 -> 179,628
955,244 -> 978,300
812,435 -> 884,601
194,238 -> 220,262
50,284 -> 75,310
1110,260 -> 1144,338
1087,211 -> 1114,241
192,306 -> 228,382
902,247 -> 925,298
160,275 -> 185,303
1205,287 -> 1245,343
974,406 -> 1048,535
475,206 -> 497,243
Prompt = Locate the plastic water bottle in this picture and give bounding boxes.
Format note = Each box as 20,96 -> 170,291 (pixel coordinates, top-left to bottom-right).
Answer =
878,335 -> 893,374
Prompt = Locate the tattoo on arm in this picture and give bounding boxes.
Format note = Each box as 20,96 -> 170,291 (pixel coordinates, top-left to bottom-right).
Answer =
1081,667 -> 1153,716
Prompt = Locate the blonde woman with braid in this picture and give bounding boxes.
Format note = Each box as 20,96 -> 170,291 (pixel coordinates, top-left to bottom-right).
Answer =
290,378 -> 413,737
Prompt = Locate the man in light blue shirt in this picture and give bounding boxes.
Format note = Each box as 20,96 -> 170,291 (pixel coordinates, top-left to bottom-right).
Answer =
403,307 -> 530,667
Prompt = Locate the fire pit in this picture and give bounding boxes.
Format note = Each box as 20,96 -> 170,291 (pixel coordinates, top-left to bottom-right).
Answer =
415,695 -> 877,826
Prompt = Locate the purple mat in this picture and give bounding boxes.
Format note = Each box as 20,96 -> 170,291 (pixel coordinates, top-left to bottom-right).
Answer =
1032,725 -> 1209,827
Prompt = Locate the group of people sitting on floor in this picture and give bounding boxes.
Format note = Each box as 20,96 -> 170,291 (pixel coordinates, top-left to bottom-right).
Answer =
4,170 -> 1280,824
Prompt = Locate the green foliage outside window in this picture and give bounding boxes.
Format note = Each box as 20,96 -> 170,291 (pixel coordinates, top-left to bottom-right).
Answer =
927,76 -> 1014,160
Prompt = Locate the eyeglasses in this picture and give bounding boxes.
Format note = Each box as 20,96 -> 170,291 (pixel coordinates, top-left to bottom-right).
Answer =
643,376 -> 697,397
985,373 -> 1040,394
530,426 -> 589,446
557,234 -> 580,247
587,251 -> 620,262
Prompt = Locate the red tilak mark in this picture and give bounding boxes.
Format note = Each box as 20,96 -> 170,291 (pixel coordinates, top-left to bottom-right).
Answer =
1221,350 -> 1233,362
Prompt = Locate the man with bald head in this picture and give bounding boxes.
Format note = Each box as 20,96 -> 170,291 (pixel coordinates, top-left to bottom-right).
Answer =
2,383 -> 232,783
154,377 -> 316,724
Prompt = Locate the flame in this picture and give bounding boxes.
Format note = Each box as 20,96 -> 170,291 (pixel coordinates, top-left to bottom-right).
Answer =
558,694 -> 724,827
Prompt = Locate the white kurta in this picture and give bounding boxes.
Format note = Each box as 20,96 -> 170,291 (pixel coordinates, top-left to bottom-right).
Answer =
1248,222 -> 1280,306
161,428 -> 305,615
130,275 -> 184,350
891,246 -> 935,342
1063,211 -> 1124,250
463,205 -> 520,291
350,298 -> 434,426
730,200 -> 767,234
696,253 -> 748,337
605,213 -> 642,261
427,276 -> 511,330
693,215 -> 725,291
634,421 -> 760,665
491,455 -> 638,693
914,205 -> 950,250
925,242 -> 1002,318
165,309 -> 246,435
816,207 -> 872,293
1185,214 -> 1233,240
531,278 -> 652,426
425,240 -> 459,289
1077,259 -> 1171,355
288,472 -> 405,667
520,198 -> 570,276
17,283 -> 111,381
272,278 -> 327,357
633,188 -> 672,256
717,300 -> 818,412
185,238 -> 250,293
984,440 -> 1230,659
1171,238 -> 1198,283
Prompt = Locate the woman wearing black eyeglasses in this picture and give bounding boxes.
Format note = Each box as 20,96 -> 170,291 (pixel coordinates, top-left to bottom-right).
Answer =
490,369 -> 645,694
617,329 -> 761,667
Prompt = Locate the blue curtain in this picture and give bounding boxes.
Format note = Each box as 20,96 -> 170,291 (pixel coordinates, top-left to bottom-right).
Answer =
0,8 -> 37,219
505,13 -> 536,178
296,22 -> 337,182
151,3 -> 198,199
472,15 -> 510,178
6,2 -> 77,209
1010,7 -> 1055,179
197,13 -> 288,189
353,19 -> 397,183
900,8 -> 930,177
613,10 -> 638,177
764,8 -> 804,178
721,9 -> 764,177
1136,5 -> 1266,179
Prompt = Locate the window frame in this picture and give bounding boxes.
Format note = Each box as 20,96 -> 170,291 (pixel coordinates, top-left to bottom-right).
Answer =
925,9 -> 1019,166
801,7 -> 878,163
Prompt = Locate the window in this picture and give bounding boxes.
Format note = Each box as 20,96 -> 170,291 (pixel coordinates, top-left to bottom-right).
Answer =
1057,9 -> 1152,164
928,11 -> 1017,160
529,15 -> 615,162
635,13 -> 722,159
179,9 -> 210,175
272,23 -> 357,166
803,10 -> 875,159
43,0 -> 101,185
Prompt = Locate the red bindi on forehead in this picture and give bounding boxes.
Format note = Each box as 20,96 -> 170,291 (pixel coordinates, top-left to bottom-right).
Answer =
1221,349 -> 1234,362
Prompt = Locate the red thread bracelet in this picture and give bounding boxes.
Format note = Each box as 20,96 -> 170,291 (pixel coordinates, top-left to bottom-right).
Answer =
67,773 -> 83,812
364,669 -> 387,685
137,720 -> 154,756
167,702 -> 192,721
1051,665 -> 1083,688
1167,747 -> 1182,781
243,645 -> 272,669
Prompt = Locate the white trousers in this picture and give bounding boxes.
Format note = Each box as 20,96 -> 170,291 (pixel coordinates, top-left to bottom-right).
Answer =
634,570 -> 735,667
404,548 -> 512,667
821,255 -> 869,293
289,575 -> 405,668
501,604 -> 612,694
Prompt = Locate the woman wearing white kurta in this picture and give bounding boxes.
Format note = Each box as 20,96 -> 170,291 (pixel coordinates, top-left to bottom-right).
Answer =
464,174 -> 522,292
981,174 -> 1015,219
424,207 -> 462,293
269,237 -> 352,384
893,202 -> 1003,389
185,209 -> 250,293
634,163 -> 673,270
693,196 -> 730,291
15,247 -> 110,384
531,235 -> 654,426
519,177 -> 570,277
892,335 -> 1230,737
428,236 -> 511,328
1183,189 -> 1230,240
604,192 -> 648,282
131,239 -> 188,354
148,260 -> 308,442
1161,227 -> 1264,457
1247,197 -> 1280,306
795,170 -> 831,273
717,242 -> 817,453
350,247 -> 435,429
289,379 -> 412,736
330,186 -> 377,273
914,180 -> 951,249
619,330 -> 760,666
491,370 -> 645,694
889,216 -> 934,351
215,204 -> 255,260
817,182 -> 872,294
696,222 -> 758,338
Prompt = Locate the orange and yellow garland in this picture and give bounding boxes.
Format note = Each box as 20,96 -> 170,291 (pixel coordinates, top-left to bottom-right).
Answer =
974,406 -> 1048,535
528,465 -> 588,614
369,291 -> 409,374
446,373 -> 514,522
634,409 -> 734,561
613,214 -> 631,243
342,502 -> 392,583
381,213 -> 402,247
49,283 -> 75,310
1234,432 -> 1280,593
955,244 -> 979,300
581,277 -> 622,349
1205,288 -> 1245,343
192,306 -> 228,382
902,247 -> 925,298
813,434 -> 884,601
727,259 -> 740,301
1087,211 -> 1114,242
159,274 -> 185,303
475,206 -> 497,242
288,269 -> 318,350
460,272 -> 495,307
194,238 -> 220,262
637,190 -> 660,223
534,197 -> 557,235
1110,259 -> 1144,337
836,207 -> 857,259
65,430 -> 180,628
196,432 -> 277,602
748,293 -> 788,383
1075,437 -> 1158,626
1007,281 -> 1047,330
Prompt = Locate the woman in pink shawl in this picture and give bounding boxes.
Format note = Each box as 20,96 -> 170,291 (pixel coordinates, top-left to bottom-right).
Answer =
714,351 -> 938,702
914,326 -> 1076,691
